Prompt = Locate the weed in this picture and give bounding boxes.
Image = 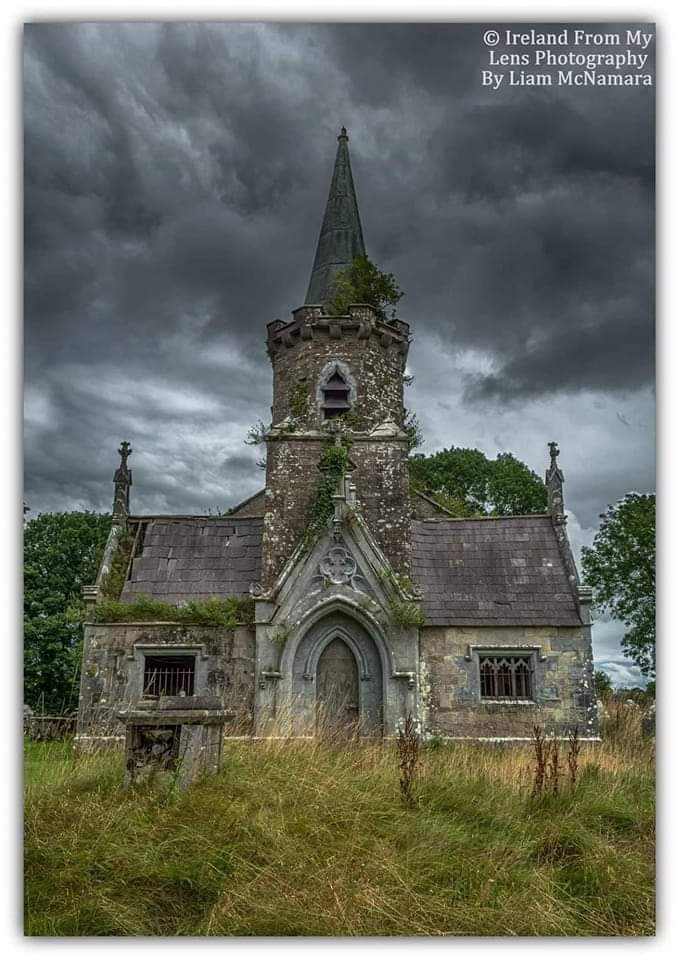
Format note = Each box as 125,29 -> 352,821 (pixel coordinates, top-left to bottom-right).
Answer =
531,725 -> 548,798
568,725 -> 581,788
397,713 -> 419,805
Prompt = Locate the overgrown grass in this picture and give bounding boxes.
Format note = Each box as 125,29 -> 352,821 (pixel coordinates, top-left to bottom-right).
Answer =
24,723 -> 654,936
89,595 -> 254,627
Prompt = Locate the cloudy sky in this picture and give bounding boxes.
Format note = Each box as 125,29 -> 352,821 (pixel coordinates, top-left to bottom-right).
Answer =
23,22 -> 655,686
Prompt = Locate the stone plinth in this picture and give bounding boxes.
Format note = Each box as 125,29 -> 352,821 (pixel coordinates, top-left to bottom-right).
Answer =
118,696 -> 233,789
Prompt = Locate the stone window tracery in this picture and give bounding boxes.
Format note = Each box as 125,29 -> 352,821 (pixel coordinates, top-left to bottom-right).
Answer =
478,654 -> 534,700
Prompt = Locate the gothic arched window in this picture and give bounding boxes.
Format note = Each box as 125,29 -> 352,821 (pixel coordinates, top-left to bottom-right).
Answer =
321,369 -> 351,419
479,654 -> 534,700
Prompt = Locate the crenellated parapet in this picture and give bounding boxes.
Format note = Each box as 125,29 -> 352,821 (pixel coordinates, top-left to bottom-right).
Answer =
266,304 -> 410,360
267,305 -> 410,432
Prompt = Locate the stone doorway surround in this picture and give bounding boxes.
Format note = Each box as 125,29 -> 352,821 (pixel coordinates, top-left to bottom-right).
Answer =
252,511 -> 420,738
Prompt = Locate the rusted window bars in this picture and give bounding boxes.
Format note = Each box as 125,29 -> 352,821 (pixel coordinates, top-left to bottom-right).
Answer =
142,655 -> 196,698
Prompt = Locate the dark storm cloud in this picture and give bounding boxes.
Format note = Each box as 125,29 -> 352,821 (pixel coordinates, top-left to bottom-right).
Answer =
24,21 -> 654,523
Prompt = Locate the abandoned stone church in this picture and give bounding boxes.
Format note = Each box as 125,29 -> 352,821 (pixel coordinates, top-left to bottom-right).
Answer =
77,128 -> 597,745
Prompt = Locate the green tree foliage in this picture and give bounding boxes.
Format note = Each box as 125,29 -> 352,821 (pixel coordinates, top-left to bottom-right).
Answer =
24,511 -> 111,713
409,447 -> 548,517
330,255 -> 404,319
594,670 -> 613,696
582,493 -> 656,678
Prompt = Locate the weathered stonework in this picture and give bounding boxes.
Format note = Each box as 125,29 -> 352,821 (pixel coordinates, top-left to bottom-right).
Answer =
119,698 -> 229,789
77,128 -> 599,749
419,625 -> 598,739
77,622 -> 255,746
262,304 -> 412,586
267,306 -> 409,429
262,431 -> 411,586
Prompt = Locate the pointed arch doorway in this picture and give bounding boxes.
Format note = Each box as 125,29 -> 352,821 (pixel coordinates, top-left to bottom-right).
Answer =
288,610 -> 384,739
316,637 -> 359,738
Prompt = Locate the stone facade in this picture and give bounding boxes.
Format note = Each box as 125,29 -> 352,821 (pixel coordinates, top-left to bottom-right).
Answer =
419,625 -> 597,740
76,127 -> 599,748
77,622 -> 255,744
262,304 -> 411,586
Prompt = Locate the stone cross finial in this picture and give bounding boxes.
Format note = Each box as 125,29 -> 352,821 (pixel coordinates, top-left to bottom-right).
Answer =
112,440 -> 133,521
338,126 -> 348,140
545,441 -> 565,523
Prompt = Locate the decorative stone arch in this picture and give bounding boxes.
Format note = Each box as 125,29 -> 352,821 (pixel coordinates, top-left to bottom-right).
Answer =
282,601 -> 386,737
301,624 -> 372,682
280,595 -> 395,679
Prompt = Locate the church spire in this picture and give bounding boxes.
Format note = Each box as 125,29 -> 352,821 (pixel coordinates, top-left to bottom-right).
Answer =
305,127 -> 366,307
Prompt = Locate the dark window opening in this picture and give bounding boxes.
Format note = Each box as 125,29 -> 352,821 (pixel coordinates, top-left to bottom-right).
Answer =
143,655 -> 195,698
479,655 -> 534,700
321,371 -> 351,419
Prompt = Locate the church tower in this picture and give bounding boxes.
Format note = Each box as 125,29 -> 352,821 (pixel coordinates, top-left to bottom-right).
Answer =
261,128 -> 412,587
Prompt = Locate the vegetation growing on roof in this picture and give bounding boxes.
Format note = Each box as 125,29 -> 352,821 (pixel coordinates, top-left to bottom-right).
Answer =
377,568 -> 418,597
330,255 -> 404,320
89,595 -> 255,627
388,599 -> 426,629
99,526 -> 136,601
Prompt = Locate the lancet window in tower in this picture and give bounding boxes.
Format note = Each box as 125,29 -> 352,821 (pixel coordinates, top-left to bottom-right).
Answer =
321,370 -> 351,419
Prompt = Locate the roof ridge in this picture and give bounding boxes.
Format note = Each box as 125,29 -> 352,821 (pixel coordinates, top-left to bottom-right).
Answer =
415,513 -> 552,523
127,514 -> 263,522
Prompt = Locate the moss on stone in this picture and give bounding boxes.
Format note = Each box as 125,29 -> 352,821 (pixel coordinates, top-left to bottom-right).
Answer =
90,595 -> 255,626
100,527 -> 136,601
304,439 -> 353,543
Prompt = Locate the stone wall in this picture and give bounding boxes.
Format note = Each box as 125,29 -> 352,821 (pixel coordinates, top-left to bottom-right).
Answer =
261,434 -> 411,586
267,305 -> 409,430
262,305 -> 413,587
77,622 -> 255,743
419,624 -> 598,739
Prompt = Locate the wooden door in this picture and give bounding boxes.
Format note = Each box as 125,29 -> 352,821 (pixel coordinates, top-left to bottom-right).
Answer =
316,638 -> 359,738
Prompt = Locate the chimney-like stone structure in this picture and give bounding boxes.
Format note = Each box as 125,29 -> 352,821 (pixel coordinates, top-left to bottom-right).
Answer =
261,129 -> 412,587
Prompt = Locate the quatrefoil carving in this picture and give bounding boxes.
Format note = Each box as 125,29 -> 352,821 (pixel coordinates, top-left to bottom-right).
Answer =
318,547 -> 357,585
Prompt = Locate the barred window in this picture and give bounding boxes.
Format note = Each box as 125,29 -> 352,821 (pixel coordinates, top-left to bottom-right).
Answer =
143,655 -> 195,699
479,655 -> 534,700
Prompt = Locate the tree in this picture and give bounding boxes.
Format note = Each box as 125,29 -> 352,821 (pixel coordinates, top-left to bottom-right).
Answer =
330,255 -> 404,319
409,447 -> 548,517
594,670 -> 613,697
24,512 -> 111,713
581,493 -> 655,678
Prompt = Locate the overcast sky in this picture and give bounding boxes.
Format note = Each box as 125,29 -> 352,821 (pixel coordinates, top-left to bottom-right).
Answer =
23,22 -> 655,686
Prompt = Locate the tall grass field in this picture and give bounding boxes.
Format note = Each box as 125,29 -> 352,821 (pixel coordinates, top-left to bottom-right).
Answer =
24,708 -> 655,936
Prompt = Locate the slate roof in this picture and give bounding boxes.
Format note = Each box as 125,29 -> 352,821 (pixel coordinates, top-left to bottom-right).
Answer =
411,516 -> 581,626
120,517 -> 263,604
118,513 -> 580,626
